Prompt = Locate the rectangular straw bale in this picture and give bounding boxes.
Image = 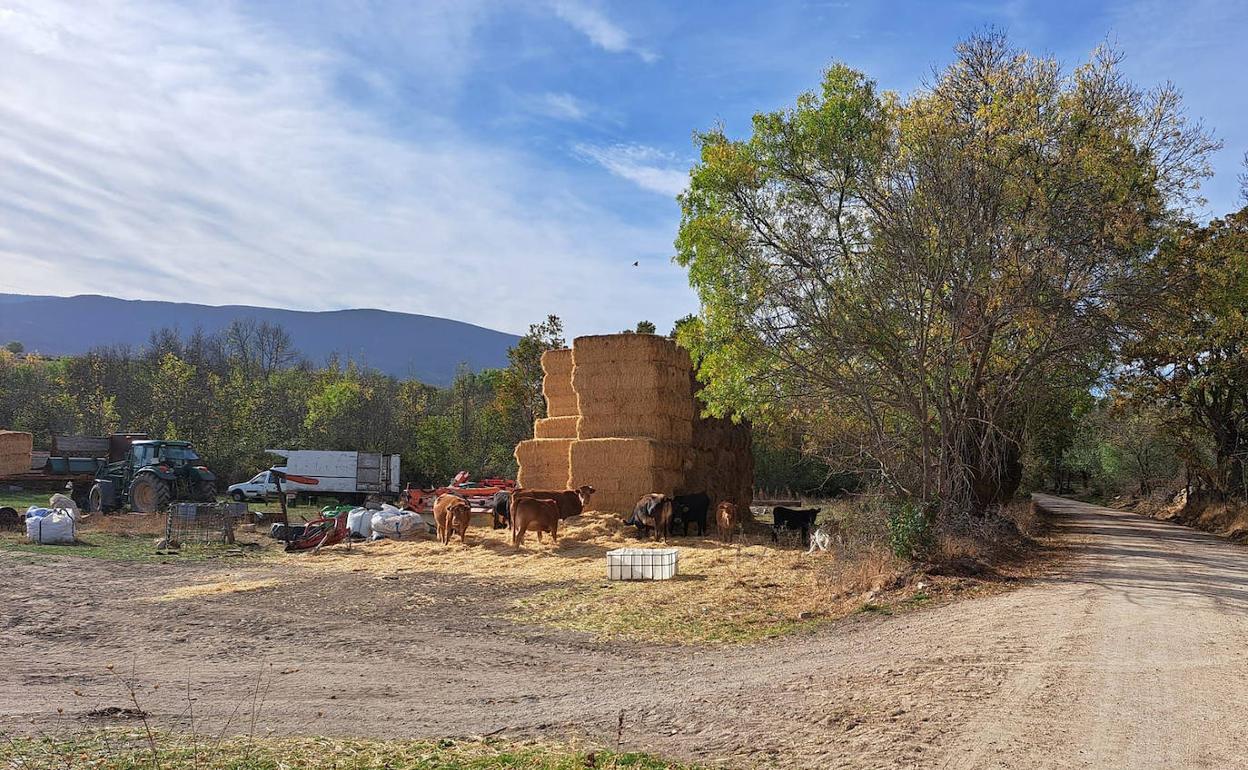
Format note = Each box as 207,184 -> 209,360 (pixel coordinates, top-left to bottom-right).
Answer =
534,416 -> 578,439
569,437 -> 687,470
576,413 -> 693,443
0,431 -> 32,454
577,392 -> 694,420
568,438 -> 687,513
542,349 -> 578,418
0,431 -> 33,476
0,453 -> 30,476
514,438 -> 572,489
572,365 -> 692,396
571,334 -> 685,366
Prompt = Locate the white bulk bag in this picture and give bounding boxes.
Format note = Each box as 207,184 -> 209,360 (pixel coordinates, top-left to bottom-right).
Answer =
346,507 -> 375,538
370,508 -> 430,540
26,509 -> 76,544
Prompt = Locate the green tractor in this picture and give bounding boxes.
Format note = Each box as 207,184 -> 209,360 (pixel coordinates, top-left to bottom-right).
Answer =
89,440 -> 217,513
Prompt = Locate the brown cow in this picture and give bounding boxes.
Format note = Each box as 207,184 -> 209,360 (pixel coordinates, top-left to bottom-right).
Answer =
433,493 -> 471,545
510,485 -> 595,533
629,493 -> 674,542
715,501 -> 739,543
511,496 -> 563,547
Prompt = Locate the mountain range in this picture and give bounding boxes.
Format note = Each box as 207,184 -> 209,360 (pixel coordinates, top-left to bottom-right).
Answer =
0,294 -> 518,386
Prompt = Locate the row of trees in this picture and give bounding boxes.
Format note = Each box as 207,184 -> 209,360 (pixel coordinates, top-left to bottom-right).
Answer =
0,317 -> 567,487
2,316 -> 837,495
675,31 -> 1242,517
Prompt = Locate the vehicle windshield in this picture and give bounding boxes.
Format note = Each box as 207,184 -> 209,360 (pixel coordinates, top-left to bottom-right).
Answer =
159,446 -> 201,464
250,472 -> 268,484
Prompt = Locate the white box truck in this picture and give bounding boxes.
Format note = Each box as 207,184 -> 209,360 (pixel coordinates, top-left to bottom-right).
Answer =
226,450 -> 401,504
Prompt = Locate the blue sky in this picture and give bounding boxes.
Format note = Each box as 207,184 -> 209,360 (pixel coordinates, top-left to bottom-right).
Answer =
1,0 -> 1245,337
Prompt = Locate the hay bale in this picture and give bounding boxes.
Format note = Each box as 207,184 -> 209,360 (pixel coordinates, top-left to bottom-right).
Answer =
571,334 -> 689,367
569,438 -> 688,513
541,349 -> 578,418
534,416 -> 578,439
0,431 -> 33,476
515,438 -> 572,489
576,413 -> 693,443
571,335 -> 695,444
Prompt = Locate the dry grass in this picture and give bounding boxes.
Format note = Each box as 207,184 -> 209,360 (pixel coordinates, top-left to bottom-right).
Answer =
154,577 -> 280,602
284,508 -> 914,644
0,732 -> 699,770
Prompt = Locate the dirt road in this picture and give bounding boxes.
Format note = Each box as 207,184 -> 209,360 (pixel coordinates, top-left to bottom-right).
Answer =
3,495 -> 1247,768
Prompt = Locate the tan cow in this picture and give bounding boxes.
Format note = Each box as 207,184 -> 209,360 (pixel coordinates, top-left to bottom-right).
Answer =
510,485 -> 596,529
433,493 -> 472,545
511,496 -> 563,547
715,501 -> 739,543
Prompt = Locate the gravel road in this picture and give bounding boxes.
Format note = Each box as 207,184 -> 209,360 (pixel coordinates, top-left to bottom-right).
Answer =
3,495 -> 1246,768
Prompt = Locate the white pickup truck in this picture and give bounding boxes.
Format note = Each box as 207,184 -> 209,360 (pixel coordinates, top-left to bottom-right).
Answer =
227,450 -> 401,504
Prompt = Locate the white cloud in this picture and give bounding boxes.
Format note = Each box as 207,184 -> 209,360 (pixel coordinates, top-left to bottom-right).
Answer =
530,91 -> 591,121
0,0 -> 695,337
575,143 -> 688,197
547,0 -> 658,62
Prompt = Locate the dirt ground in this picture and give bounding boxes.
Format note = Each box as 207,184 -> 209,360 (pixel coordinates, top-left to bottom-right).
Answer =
3,495 -> 1248,768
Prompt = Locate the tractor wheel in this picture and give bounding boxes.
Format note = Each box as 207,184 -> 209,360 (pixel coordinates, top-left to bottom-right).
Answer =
231,489 -> 245,502
129,472 -> 171,513
192,479 -> 217,502
88,483 -> 106,514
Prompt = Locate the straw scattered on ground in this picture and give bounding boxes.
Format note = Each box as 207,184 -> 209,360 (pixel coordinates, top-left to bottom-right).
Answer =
154,576 -> 280,602
285,509 -> 917,644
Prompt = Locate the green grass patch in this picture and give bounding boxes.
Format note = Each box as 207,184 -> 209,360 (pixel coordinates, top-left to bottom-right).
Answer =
512,583 -> 824,645
0,732 -> 702,769
0,531 -> 275,563
0,490 -> 51,511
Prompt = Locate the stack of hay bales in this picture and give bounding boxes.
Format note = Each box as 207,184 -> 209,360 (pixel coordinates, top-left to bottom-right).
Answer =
0,430 -> 33,476
514,334 -> 754,515
516,349 -> 577,489
568,335 -> 694,512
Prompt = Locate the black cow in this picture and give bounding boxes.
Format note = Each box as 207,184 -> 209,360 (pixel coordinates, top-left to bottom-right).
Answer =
772,506 -> 820,546
672,492 -> 710,536
490,491 -> 511,530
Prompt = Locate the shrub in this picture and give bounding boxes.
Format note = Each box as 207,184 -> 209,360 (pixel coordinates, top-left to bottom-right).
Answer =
886,498 -> 934,559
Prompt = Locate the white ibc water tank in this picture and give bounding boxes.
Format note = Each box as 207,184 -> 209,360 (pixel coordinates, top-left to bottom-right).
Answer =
606,547 -> 679,580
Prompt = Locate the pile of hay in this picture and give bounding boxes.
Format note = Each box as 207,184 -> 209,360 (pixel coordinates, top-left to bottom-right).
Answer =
514,334 -> 755,514
0,431 -> 32,476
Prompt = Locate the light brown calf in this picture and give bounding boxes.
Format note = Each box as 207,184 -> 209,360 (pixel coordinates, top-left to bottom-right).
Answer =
433,493 -> 472,545
715,501 -> 739,543
511,496 -> 562,547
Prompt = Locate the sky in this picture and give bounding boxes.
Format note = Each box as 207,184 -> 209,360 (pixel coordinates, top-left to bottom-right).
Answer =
1,0 -> 1245,338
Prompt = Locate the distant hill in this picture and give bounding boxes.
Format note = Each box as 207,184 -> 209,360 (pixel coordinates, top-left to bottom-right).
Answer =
0,294 -> 518,386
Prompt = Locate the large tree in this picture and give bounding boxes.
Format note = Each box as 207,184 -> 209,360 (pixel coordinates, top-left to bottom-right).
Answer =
1120,207 -> 1248,501
675,33 -> 1216,517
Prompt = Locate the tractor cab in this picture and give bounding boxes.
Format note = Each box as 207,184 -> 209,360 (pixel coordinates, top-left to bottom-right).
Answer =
90,440 -> 217,513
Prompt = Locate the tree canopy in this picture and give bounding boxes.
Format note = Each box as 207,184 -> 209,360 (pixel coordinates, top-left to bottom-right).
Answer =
675,32 -> 1218,517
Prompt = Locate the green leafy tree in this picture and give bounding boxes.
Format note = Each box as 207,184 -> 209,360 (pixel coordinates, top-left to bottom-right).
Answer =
1120,207 -> 1248,500
635,320 -> 657,334
675,33 -> 1216,518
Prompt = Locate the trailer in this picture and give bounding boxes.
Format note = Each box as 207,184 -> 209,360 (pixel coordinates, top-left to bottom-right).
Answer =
227,450 -> 401,504
0,433 -> 148,509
